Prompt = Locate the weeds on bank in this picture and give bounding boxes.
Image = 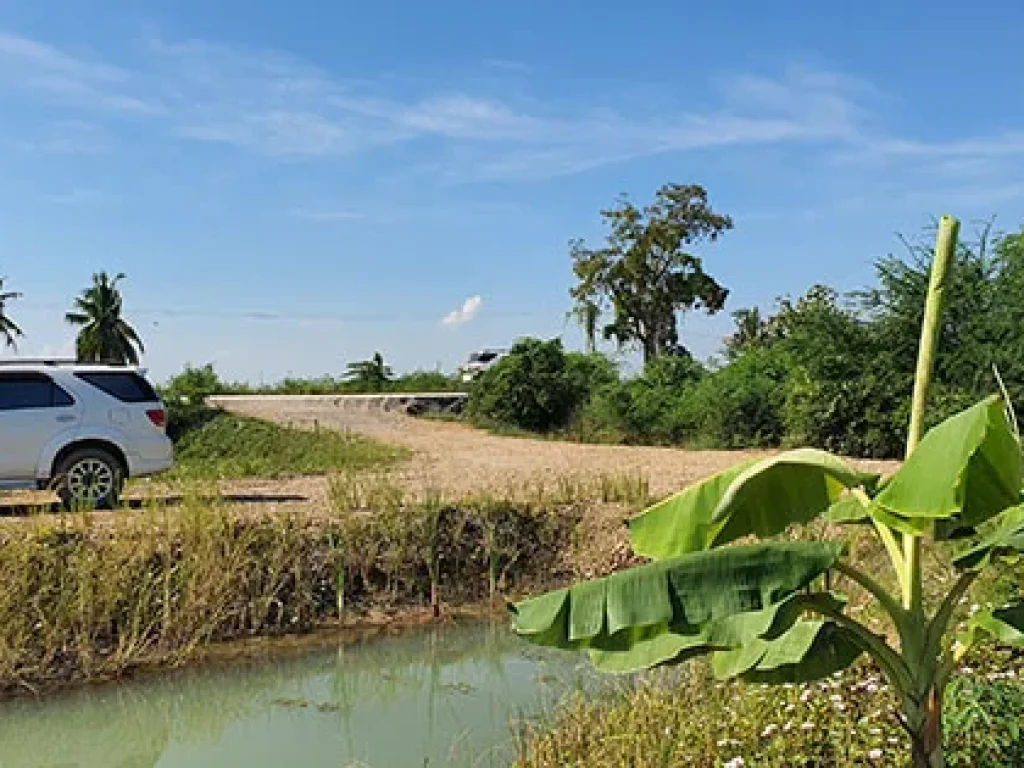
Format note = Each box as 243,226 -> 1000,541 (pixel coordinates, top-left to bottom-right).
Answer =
168,411 -> 405,479
0,472 -> 595,691
514,646 -> 1024,768
326,472 -> 586,613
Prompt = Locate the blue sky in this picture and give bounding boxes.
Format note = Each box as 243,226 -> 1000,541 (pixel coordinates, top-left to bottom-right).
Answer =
1,0 -> 1023,383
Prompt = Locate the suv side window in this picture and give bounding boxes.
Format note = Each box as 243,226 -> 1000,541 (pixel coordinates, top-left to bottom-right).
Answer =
0,373 -> 76,411
74,372 -> 159,403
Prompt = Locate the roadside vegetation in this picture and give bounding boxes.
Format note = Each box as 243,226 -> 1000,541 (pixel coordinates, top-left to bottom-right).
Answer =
466,220 -> 1024,461
168,411 -> 404,480
515,647 -> 1024,767
164,359 -> 460,398
157,364 -> 406,480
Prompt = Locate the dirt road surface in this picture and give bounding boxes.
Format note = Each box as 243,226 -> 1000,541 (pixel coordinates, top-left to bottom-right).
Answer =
216,398 -> 896,502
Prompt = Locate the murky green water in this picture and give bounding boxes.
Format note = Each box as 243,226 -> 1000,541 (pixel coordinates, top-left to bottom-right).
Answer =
0,621 -> 604,768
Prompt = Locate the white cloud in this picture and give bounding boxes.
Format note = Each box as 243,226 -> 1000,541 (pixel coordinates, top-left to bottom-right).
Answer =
441,296 -> 482,327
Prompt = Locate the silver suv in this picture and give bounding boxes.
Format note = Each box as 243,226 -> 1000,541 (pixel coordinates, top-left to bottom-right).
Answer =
0,360 -> 173,507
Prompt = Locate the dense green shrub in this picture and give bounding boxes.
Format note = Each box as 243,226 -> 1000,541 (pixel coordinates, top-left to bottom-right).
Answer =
159,363 -> 225,441
576,378 -> 687,444
466,338 -> 582,432
685,347 -> 787,448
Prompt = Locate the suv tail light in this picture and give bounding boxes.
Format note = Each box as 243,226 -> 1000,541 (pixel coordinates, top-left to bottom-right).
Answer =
146,408 -> 167,429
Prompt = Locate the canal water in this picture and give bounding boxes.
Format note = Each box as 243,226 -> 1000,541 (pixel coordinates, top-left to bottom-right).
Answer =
0,621 -> 608,767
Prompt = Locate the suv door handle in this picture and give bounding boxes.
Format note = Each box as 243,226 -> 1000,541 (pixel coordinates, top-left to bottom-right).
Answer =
56,414 -> 77,423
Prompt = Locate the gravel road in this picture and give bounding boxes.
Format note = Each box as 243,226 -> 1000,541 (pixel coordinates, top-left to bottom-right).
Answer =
216,397 -> 896,501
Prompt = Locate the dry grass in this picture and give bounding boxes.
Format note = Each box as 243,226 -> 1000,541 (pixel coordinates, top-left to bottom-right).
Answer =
0,473 -> 631,693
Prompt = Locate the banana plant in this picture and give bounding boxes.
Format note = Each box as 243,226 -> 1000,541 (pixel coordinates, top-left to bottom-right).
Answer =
511,216 -> 1024,768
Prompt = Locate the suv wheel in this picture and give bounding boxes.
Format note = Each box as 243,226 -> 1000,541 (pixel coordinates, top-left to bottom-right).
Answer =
54,448 -> 124,510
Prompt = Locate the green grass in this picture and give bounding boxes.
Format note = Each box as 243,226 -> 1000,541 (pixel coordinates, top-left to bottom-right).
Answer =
514,648 -> 1024,768
168,410 -> 406,480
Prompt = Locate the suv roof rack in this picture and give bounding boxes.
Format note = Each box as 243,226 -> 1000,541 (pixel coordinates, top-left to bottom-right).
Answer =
0,358 -> 131,367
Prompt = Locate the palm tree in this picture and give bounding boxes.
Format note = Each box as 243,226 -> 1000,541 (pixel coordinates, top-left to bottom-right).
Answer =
65,272 -> 144,365
0,276 -> 24,350
344,352 -> 393,392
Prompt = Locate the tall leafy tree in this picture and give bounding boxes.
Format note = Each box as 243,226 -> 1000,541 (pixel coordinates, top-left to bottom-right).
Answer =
570,183 -> 732,366
0,276 -> 24,350
65,272 -> 144,365
344,351 -> 393,392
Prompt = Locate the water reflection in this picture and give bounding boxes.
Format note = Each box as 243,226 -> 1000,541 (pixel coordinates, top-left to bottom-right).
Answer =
0,621 -> 598,768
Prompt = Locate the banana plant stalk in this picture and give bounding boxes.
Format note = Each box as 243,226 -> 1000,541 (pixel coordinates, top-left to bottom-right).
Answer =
511,215 -> 1024,768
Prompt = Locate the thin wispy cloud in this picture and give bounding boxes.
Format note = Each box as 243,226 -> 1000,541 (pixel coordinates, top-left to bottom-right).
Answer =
2,28 -> 1023,194
441,296 -> 482,327
289,208 -> 366,221
20,120 -> 109,155
0,30 -> 874,178
45,188 -> 115,205
482,58 -> 533,73
0,32 -> 160,114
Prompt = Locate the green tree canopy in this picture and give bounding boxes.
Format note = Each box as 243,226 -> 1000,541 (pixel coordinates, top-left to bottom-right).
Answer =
65,271 -> 144,365
570,183 -> 732,366
0,276 -> 24,350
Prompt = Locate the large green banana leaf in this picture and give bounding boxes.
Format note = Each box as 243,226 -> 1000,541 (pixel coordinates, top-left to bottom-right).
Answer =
871,396 -> 1020,537
629,450 -> 872,560
511,542 -> 844,673
713,620 -> 863,683
952,504 -> 1024,570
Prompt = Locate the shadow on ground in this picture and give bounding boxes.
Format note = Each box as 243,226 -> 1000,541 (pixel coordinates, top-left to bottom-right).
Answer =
0,490 -> 309,517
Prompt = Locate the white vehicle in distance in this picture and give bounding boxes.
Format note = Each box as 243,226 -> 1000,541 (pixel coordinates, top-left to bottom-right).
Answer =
0,360 -> 173,508
459,348 -> 507,383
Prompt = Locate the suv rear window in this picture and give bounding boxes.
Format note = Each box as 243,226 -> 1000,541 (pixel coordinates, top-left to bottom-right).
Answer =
0,373 -> 75,410
75,372 -> 159,403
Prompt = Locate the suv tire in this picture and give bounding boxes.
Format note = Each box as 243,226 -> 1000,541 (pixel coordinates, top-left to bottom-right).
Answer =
54,447 -> 124,510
